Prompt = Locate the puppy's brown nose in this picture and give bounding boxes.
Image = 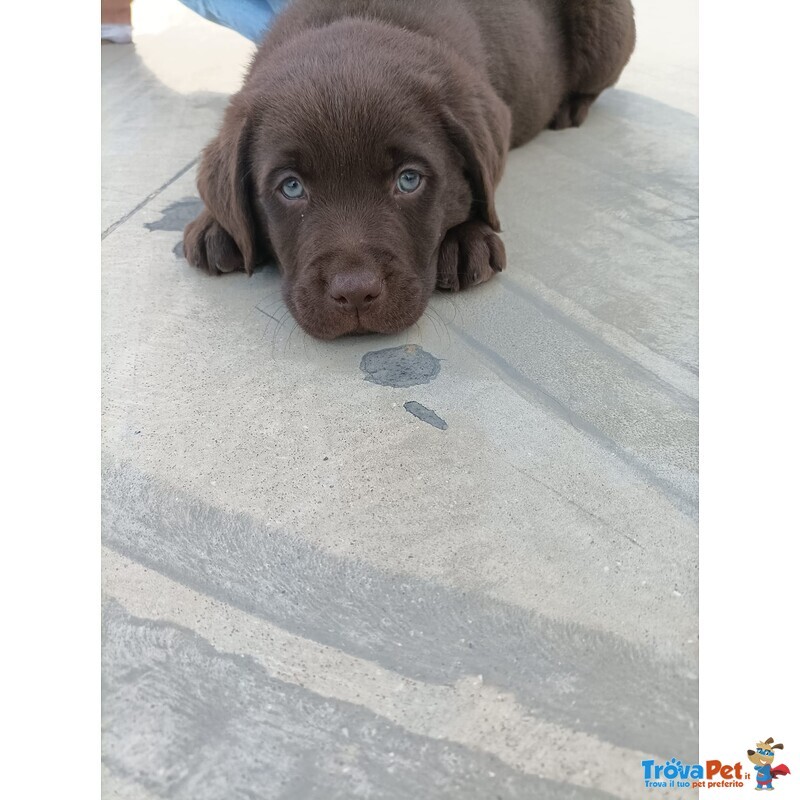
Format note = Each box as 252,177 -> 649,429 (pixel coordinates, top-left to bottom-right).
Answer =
329,271 -> 383,312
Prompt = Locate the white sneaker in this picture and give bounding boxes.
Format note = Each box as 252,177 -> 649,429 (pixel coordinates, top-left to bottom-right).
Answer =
101,23 -> 132,44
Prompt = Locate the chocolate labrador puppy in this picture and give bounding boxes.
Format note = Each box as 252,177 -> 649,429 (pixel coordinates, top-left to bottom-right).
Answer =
184,0 -> 635,339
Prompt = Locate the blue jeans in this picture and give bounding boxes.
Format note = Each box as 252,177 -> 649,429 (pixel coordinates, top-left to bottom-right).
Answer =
177,0 -> 289,43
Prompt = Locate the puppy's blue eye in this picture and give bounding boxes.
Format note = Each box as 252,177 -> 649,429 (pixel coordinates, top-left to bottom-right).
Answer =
397,170 -> 422,193
280,178 -> 305,199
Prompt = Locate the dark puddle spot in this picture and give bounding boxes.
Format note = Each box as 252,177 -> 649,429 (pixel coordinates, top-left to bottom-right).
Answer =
360,345 -> 441,388
404,401 -> 447,430
144,197 -> 204,233
172,240 -> 184,260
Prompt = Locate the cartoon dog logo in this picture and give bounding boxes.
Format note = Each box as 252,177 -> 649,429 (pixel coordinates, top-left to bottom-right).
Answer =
747,738 -> 791,791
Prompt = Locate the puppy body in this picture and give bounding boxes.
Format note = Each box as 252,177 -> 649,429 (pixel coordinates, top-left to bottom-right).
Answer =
184,0 -> 635,339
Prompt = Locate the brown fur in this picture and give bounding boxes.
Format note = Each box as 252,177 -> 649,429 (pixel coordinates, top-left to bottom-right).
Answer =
184,0 -> 635,339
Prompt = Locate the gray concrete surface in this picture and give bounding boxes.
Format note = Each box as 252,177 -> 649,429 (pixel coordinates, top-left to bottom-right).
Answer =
102,1 -> 698,797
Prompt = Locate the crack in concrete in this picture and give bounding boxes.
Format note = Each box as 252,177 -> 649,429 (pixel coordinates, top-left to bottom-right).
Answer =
102,158 -> 199,240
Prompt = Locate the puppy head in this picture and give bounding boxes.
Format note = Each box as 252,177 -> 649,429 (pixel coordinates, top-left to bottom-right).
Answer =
747,739 -> 783,767
197,20 -> 511,339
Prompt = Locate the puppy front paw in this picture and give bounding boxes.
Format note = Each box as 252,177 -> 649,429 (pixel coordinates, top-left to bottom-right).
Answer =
436,220 -> 506,291
183,208 -> 245,275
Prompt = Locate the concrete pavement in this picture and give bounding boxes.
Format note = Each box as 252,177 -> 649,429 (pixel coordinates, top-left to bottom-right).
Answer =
102,1 -> 699,797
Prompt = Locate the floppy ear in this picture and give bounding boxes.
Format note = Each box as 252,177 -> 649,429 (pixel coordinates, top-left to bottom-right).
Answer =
442,80 -> 512,231
195,103 -> 266,274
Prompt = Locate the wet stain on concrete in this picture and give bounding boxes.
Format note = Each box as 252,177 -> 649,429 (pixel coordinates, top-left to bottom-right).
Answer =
360,345 -> 441,388
173,240 -> 185,260
404,401 -> 447,430
144,197 -> 203,233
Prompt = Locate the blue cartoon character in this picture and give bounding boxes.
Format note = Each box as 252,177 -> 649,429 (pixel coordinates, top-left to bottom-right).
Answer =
747,738 -> 791,791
